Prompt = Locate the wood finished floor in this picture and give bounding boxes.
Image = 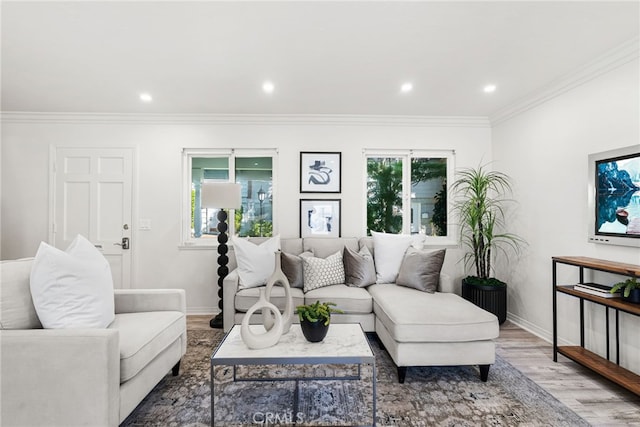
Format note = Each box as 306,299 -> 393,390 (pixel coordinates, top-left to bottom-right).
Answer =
188,315 -> 640,426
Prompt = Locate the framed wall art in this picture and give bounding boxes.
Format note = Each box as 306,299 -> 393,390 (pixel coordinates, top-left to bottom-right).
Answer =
300,152 -> 341,193
299,199 -> 341,238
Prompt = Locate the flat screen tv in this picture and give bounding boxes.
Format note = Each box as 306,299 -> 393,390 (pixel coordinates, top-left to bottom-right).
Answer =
587,145 -> 640,248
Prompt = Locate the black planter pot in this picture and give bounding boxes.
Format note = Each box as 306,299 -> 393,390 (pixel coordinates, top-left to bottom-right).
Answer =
462,278 -> 507,324
622,288 -> 640,304
300,319 -> 330,342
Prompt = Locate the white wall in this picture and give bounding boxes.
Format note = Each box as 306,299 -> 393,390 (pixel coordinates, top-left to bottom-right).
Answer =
1,116 -> 491,313
492,59 -> 640,372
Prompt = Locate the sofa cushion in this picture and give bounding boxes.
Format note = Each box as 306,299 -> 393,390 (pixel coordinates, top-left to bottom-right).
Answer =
343,246 -> 376,288
302,251 -> 345,292
30,235 -> 115,329
303,237 -> 358,259
235,286 -> 305,312
281,251 -> 313,289
371,232 -> 425,283
109,311 -> 185,382
396,248 -> 446,293
232,235 -> 281,289
0,258 -> 42,329
304,284 -> 373,314
369,283 -> 498,343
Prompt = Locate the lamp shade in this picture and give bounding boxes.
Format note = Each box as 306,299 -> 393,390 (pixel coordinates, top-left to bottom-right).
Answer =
201,182 -> 242,209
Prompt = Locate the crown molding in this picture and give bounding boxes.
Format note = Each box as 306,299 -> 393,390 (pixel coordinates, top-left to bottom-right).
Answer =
490,36 -> 640,126
0,112 -> 490,128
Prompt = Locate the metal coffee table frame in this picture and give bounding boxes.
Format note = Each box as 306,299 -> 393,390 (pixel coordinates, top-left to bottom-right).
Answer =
211,323 -> 376,426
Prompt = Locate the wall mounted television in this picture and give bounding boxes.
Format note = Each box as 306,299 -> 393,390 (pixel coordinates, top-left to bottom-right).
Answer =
587,145 -> 640,248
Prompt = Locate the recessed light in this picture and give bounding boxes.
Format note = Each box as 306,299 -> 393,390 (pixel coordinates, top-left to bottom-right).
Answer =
483,84 -> 497,93
400,82 -> 413,93
139,93 -> 153,102
262,81 -> 275,94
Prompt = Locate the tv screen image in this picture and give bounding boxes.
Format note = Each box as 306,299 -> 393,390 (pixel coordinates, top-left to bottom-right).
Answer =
595,152 -> 640,237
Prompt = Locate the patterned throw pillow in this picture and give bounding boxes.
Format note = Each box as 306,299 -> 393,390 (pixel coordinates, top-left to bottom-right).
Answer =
302,251 -> 345,292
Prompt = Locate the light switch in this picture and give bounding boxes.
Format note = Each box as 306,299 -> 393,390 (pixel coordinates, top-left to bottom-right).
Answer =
139,219 -> 152,230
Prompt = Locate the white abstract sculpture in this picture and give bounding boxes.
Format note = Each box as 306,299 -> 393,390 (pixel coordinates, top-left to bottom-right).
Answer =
263,250 -> 294,334
240,250 -> 294,349
240,288 -> 283,349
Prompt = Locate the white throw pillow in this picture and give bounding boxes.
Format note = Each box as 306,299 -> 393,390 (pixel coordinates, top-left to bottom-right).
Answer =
30,235 -> 115,329
232,235 -> 281,289
371,231 -> 425,283
302,251 -> 346,292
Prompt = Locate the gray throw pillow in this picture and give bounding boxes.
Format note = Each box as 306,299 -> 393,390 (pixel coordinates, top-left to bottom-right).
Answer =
280,251 -> 313,289
343,245 -> 377,288
396,248 -> 446,293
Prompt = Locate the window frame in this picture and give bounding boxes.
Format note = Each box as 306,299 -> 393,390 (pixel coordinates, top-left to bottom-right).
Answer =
362,149 -> 456,246
181,148 -> 278,248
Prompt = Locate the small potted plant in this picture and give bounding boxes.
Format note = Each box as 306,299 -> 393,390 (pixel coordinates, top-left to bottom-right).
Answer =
610,277 -> 640,303
296,301 -> 342,342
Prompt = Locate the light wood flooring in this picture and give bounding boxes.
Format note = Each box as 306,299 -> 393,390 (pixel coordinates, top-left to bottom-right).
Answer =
188,315 -> 640,425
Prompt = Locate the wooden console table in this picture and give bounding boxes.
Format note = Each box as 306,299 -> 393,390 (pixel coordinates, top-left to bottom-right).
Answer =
552,256 -> 640,396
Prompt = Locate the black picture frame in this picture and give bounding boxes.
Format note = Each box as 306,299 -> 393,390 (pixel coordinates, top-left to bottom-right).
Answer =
300,152 -> 341,193
299,199 -> 341,238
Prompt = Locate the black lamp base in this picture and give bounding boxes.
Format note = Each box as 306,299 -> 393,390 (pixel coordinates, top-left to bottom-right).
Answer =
210,312 -> 224,329
211,209 -> 229,330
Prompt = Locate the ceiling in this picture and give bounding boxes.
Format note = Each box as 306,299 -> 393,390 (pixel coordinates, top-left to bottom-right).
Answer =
2,1 -> 639,117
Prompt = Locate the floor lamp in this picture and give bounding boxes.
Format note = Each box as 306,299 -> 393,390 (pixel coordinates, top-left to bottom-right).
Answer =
201,182 -> 242,329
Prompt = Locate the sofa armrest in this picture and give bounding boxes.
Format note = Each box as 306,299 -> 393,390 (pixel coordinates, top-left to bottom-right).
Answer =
0,329 -> 120,427
223,269 -> 240,332
114,288 -> 186,314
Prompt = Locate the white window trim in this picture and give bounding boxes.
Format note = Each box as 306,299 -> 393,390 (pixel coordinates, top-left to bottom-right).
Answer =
362,148 -> 457,247
180,148 -> 278,248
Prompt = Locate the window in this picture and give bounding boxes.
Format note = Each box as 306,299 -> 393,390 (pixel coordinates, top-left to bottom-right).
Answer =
182,149 -> 277,246
364,150 -> 455,244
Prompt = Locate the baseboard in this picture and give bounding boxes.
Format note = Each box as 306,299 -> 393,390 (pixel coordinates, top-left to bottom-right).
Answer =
187,307 -> 218,316
506,312 -> 573,347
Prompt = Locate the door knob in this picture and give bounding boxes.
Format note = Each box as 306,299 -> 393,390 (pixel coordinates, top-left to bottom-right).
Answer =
114,237 -> 130,250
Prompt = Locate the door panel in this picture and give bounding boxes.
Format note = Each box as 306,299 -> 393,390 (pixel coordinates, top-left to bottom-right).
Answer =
54,148 -> 133,288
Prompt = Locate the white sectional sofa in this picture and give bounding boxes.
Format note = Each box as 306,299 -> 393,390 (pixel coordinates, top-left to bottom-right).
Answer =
223,236 -> 499,383
0,257 -> 187,427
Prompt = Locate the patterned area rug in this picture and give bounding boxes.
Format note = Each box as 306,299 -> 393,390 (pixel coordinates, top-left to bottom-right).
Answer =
121,329 -> 588,426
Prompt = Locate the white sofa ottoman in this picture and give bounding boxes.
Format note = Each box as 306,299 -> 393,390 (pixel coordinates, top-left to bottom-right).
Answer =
369,283 -> 499,383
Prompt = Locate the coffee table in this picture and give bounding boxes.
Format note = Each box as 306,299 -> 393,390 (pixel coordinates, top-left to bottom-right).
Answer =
211,323 -> 376,426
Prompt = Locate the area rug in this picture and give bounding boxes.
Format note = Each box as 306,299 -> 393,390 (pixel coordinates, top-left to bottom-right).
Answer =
121,329 -> 588,426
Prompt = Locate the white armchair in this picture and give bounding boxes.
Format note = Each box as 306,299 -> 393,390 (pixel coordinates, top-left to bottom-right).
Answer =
0,258 -> 187,427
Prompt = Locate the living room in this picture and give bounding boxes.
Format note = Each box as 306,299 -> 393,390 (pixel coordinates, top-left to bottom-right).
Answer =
2,1 -> 639,426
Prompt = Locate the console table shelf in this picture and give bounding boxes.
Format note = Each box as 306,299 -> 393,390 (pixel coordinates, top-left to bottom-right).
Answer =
557,346 -> 640,395
552,256 -> 640,396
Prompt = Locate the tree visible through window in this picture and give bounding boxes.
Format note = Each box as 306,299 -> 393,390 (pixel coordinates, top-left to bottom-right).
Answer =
367,157 -> 403,234
366,152 -> 450,237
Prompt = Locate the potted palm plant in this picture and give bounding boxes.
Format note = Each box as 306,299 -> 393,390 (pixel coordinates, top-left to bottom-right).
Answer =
296,301 -> 342,342
451,165 -> 525,324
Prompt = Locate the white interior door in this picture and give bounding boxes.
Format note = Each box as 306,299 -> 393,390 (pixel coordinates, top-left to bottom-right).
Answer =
53,147 -> 133,288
